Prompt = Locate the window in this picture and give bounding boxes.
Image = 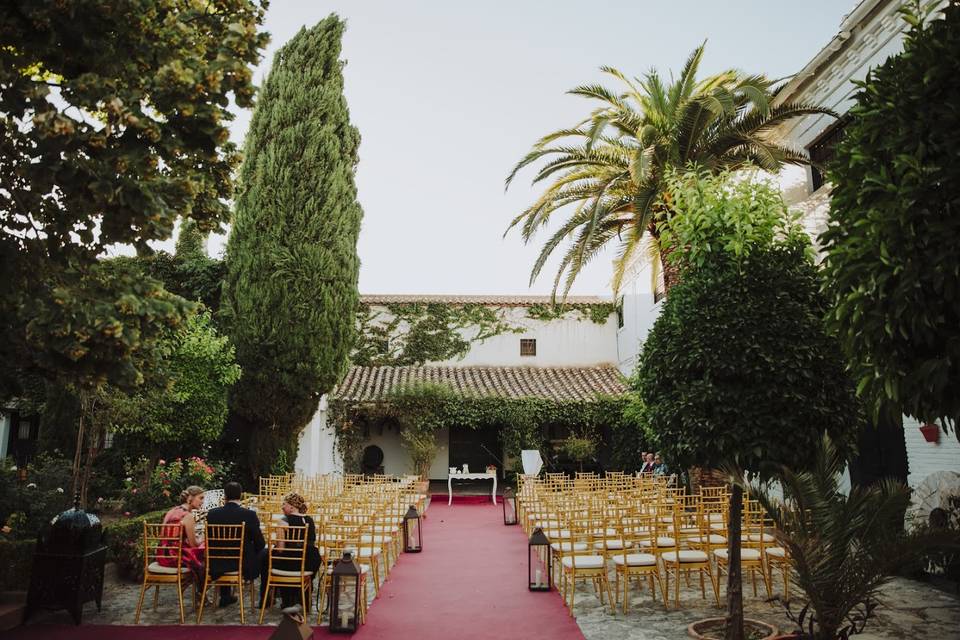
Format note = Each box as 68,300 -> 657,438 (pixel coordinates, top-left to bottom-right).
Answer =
807,115 -> 849,192
17,420 -> 31,440
103,431 -> 114,450
520,338 -> 537,356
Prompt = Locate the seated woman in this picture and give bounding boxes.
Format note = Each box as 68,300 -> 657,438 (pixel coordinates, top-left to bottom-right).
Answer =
260,492 -> 322,608
158,486 -> 206,581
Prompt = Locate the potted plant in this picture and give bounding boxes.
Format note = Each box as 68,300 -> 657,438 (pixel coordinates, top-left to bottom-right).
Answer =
560,433 -> 597,473
743,435 -> 916,640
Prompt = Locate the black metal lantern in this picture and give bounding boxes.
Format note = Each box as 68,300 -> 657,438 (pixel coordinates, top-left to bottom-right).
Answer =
24,495 -> 107,624
328,551 -> 361,633
403,505 -> 422,552
528,527 -> 551,591
502,486 -> 518,525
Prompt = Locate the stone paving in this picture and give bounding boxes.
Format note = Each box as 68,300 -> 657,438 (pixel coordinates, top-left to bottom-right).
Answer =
22,560 -> 960,639
569,574 -> 960,640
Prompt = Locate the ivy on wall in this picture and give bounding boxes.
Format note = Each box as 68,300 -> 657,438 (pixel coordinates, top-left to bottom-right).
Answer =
525,302 -> 619,325
329,383 -> 629,476
352,301 -> 618,367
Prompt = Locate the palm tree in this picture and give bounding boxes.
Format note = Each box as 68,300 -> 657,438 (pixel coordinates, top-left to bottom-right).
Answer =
505,43 -> 833,299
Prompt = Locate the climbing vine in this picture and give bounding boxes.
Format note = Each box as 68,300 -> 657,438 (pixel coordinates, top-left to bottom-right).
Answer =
352,301 -> 617,367
525,302 -> 618,325
329,382 -> 629,474
352,302 -> 521,366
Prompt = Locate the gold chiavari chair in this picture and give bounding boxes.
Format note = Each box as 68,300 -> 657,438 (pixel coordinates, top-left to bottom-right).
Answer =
716,499 -> 771,598
558,504 -> 614,616
197,523 -> 254,624
135,522 -> 194,624
258,524 -> 312,624
661,496 -> 720,608
614,509 -> 667,612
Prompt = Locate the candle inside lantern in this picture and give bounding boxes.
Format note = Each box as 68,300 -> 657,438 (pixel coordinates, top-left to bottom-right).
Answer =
340,612 -> 349,628
535,569 -> 542,587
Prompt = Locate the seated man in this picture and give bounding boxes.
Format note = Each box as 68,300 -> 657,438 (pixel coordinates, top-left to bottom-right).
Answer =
205,481 -> 265,607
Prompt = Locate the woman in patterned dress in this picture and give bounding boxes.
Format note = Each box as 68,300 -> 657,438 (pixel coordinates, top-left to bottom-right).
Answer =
158,485 -> 206,581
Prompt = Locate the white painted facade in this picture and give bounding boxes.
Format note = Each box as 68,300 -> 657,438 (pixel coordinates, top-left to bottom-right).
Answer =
295,300 -> 618,479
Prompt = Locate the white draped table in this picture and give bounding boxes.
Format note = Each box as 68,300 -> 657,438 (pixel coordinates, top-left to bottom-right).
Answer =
447,472 -> 497,505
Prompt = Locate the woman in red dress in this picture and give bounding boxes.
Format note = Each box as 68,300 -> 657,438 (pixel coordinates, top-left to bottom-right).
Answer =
158,485 -> 206,581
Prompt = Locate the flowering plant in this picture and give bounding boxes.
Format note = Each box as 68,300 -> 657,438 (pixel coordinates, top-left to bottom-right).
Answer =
121,456 -> 231,514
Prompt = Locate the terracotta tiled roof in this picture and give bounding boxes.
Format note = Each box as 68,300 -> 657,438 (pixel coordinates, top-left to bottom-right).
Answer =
334,365 -> 627,403
359,294 -> 612,306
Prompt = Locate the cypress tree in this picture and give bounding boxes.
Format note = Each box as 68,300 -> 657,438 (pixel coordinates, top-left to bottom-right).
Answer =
222,16 -> 362,476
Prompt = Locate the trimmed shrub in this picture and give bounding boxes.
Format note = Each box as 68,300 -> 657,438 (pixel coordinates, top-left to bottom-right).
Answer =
0,539 -> 35,590
105,510 -> 167,582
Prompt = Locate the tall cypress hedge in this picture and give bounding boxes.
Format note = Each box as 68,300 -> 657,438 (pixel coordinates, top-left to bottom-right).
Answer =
223,16 -> 362,476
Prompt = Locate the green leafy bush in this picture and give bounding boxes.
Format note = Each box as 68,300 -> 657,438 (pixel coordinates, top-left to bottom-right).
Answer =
121,456 -> 228,515
821,1 -> 960,429
0,539 -> 35,590
105,510 -> 168,582
0,454 -> 73,540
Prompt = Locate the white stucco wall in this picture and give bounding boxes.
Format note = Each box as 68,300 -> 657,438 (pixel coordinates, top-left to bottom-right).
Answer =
614,248 -> 664,377
294,395 -> 342,476
904,418 -> 960,489
365,304 -> 618,368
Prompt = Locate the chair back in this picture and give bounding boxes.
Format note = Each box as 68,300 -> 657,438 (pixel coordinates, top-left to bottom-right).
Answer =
265,523 -> 309,574
144,522 -> 183,572
205,523 -> 246,578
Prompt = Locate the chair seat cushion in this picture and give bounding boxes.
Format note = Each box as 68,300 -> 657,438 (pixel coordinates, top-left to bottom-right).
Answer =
715,548 -> 761,561
147,562 -> 189,575
550,542 -> 588,552
637,536 -> 676,548
689,534 -> 727,545
747,533 -> 775,543
594,539 -> 628,550
561,555 -> 605,569
271,568 -> 315,577
612,553 -> 658,567
661,550 -> 708,563
360,534 -> 392,544
545,529 -> 571,539
766,546 -> 787,559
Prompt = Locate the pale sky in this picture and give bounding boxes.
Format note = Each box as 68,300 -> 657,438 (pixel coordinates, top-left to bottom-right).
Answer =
205,0 -> 857,297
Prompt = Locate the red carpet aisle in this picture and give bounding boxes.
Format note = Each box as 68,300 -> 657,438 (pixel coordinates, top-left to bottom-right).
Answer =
8,503 -> 584,640
346,501 -> 584,640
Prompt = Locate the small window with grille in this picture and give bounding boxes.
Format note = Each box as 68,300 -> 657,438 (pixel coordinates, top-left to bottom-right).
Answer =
520,339 -> 537,356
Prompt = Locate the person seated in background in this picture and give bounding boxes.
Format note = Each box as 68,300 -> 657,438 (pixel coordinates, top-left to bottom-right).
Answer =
639,453 -> 656,474
158,486 -> 206,582
206,481 -> 265,607
260,492 -> 322,609
652,453 -> 668,476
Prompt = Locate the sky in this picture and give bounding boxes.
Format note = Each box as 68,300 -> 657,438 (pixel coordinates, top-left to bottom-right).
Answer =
205,0 -> 857,296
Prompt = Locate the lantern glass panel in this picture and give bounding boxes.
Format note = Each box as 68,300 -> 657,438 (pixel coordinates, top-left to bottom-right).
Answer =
331,574 -> 358,631
403,505 -> 422,552
328,552 -> 361,633
502,488 -> 517,525
528,528 -> 551,591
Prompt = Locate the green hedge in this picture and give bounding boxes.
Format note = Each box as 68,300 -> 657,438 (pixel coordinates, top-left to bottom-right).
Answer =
105,510 -> 167,582
0,539 -> 35,590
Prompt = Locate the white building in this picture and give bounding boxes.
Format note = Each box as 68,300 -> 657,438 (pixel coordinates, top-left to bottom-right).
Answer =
295,295 -> 624,480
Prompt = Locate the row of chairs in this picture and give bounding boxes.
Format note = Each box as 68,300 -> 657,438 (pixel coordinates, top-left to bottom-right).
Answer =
518,472 -> 790,616
136,473 -> 428,625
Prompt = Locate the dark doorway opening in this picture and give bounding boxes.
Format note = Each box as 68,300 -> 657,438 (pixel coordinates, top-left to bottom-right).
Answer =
448,427 -> 502,478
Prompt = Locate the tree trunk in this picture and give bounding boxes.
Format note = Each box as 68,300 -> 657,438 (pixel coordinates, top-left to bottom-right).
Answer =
725,483 -> 745,640
71,410 -> 85,500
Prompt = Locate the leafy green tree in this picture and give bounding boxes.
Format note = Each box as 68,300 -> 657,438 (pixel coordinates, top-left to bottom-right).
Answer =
110,312 -> 241,459
0,0 -> 267,394
630,172 -> 857,640
222,16 -> 363,477
505,44 -> 830,298
820,1 -> 960,436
